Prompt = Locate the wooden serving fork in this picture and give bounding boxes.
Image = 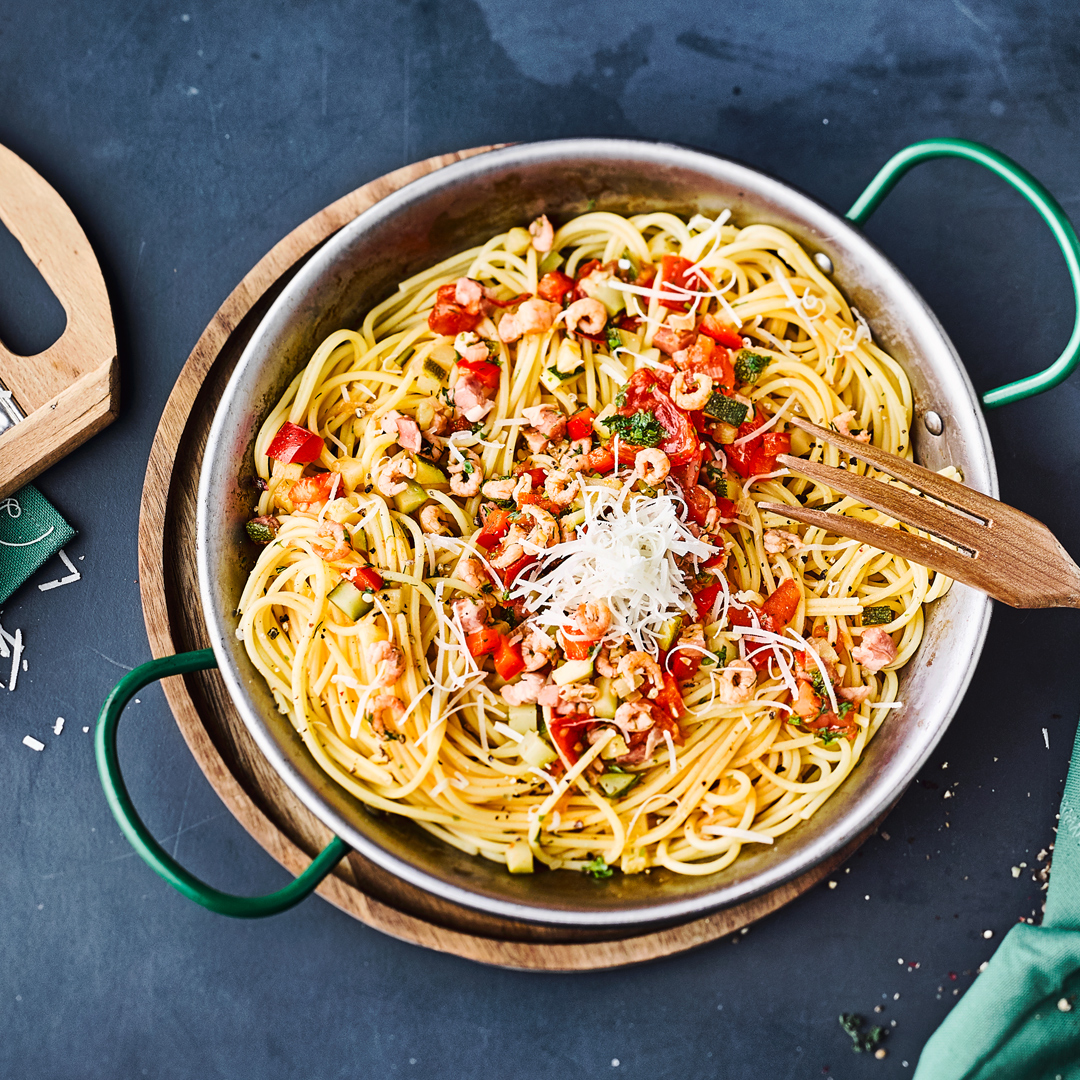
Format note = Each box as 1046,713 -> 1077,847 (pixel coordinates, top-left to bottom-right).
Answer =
757,416 -> 1080,609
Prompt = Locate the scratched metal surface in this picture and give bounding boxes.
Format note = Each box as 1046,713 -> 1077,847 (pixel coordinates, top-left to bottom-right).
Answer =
1,2 -> 1079,1076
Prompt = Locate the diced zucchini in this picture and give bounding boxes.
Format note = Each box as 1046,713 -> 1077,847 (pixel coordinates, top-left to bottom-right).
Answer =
505,227 -> 532,255
592,676 -> 618,720
538,250 -> 565,274
553,658 -> 594,685
412,458 -> 448,486
579,276 -> 626,316
703,393 -> 749,427
328,579 -> 374,621
506,838 -> 534,874
245,519 -> 277,544
862,605 -> 894,625
597,769 -> 639,798
393,480 -> 429,515
416,374 -> 442,396
422,357 -> 449,382
561,507 -> 587,529
598,732 -> 630,760
331,457 -> 367,493
554,338 -> 583,375
507,703 -> 538,734
655,615 -> 683,652
519,730 -> 558,769
733,349 -> 771,384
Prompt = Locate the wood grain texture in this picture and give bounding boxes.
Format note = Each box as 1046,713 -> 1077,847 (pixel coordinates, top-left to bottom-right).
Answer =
137,147 -> 877,970
0,143 -> 118,498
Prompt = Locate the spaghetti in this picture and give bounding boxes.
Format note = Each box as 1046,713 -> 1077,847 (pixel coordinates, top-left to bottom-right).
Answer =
235,210 -> 951,878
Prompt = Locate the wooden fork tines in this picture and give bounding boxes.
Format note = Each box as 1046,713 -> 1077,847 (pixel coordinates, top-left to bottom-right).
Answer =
757,416 -> 1080,609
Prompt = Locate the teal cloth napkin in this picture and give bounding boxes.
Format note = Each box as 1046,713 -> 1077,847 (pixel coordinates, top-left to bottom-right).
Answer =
915,721 -> 1080,1077
0,484 -> 76,603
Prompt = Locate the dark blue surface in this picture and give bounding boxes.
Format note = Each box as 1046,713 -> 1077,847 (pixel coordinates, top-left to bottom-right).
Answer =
2,2 -> 1079,1075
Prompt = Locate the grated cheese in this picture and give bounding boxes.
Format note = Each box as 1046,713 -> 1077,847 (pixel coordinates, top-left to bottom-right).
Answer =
512,484 -> 716,653
22,736 -> 44,752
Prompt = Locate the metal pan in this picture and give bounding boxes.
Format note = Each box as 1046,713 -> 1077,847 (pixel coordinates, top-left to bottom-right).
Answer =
97,138 -> 1080,927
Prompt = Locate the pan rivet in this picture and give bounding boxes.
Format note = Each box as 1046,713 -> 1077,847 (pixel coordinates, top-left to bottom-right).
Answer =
814,252 -> 833,274
924,411 -> 944,436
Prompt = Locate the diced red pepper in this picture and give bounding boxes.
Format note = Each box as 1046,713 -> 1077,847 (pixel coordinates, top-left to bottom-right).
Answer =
747,432 -> 792,478
761,579 -> 800,626
668,647 -> 701,682
616,314 -> 642,332
725,409 -> 767,479
428,284 -> 481,336
537,271 -> 576,303
658,254 -> 701,310
346,566 -> 384,592
580,446 -> 615,474
684,484 -> 715,527
493,635 -> 526,680
547,714 -> 592,766
457,358 -> 501,390
566,408 -> 596,442
716,497 -> 738,519
516,492 -> 561,514
476,508 -> 511,550
692,583 -> 722,621
266,421 -> 325,465
466,626 -> 501,658
500,552 -> 536,588
699,314 -> 745,350
559,628 -> 597,662
652,671 -> 687,722
526,467 -> 547,488
683,332 -> 735,390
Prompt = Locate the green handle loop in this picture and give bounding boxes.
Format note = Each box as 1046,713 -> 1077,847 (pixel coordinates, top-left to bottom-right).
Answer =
95,648 -> 350,917
846,138 -> 1080,408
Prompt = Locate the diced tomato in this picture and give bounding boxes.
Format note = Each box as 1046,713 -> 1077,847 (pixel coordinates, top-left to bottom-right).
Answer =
668,646 -> 702,682
516,492 -> 561,514
761,579 -> 800,626
499,552 -> 536,588
559,629 -> 597,662
547,714 -> 592,766
652,671 -> 687,722
575,259 -> 601,282
699,314 -> 745,350
566,408 -> 596,442
428,284 -> 480,336
493,635 -> 526,680
346,566 -> 384,592
692,583 -> 722,621
457,358 -> 501,390
684,484 -> 715,527
684,332 -> 735,390
537,271 -> 575,303
288,471 -> 336,508
658,254 -> 705,310
466,626 -> 501,658
476,508 -> 511,550
746,432 -> 792,478
716,497 -> 738,519
725,409 -> 767,479
616,314 -> 642,332
580,446 -> 615,474
266,421 -> 325,465
526,467 -> 547,488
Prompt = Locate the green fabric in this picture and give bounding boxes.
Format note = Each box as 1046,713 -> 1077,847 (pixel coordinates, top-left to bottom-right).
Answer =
0,484 -> 75,603
916,722 -> 1080,1078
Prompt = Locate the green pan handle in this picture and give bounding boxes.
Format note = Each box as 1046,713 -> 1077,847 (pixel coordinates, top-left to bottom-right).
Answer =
95,648 -> 350,917
846,137 -> 1080,408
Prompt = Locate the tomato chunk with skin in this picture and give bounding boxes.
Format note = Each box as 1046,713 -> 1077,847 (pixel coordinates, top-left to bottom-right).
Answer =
457,358 -> 501,390
761,579 -> 800,626
346,566 -> 384,592
692,582 -> 722,621
429,283 -> 480,336
493,635 -> 526,680
466,626 -> 500,657
566,408 -> 596,442
698,314 -> 745,350
476,508 -> 511,550
266,421 -> 325,464
537,271 -> 576,303
617,370 -> 698,467
658,254 -> 705,310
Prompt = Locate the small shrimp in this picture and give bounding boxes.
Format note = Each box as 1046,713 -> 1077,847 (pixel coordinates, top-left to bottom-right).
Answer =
520,503 -> 560,548
501,672 -> 546,706
673,621 -> 706,662
520,626 -> 557,672
522,427 -> 550,455
490,538 -> 526,569
563,297 -> 607,337
670,370 -> 713,410
419,504 -> 451,535
575,600 -> 612,639
528,214 -> 554,253
448,448 -> 483,497
453,376 -> 495,423
374,452 -> 417,498
367,693 -> 406,737
452,597 -> 490,634
717,658 -> 757,704
839,684 -> 872,706
454,331 -> 490,364
633,448 -> 671,486
456,556 -> 487,591
851,627 -> 897,672
521,404 -> 567,439
763,529 -> 804,555
367,641 -> 406,688
311,520 -> 351,561
833,409 -> 871,443
481,477 -> 516,501
453,277 -> 484,313
543,469 -> 578,508
613,701 -> 655,734
618,651 -> 664,697
558,683 -> 599,707
595,636 -> 629,678
498,298 -> 560,343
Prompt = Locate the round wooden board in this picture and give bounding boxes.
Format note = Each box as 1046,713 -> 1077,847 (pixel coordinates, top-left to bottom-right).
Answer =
138,147 -> 879,971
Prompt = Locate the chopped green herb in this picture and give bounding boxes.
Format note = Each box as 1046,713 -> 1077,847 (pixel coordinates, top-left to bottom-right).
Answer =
585,198 -> 597,211
584,855 -> 614,879
614,386 -> 628,409
703,393 -> 749,427
606,325 -> 622,352
838,1013 -> 887,1054
733,349 -> 771,384
702,462 -> 728,495
608,410 -> 664,447
810,672 -> 829,699
837,700 -> 854,719
245,519 -> 278,544
862,605 -> 894,625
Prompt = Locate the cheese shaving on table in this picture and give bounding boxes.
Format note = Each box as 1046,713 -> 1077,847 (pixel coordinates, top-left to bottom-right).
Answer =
511,483 -> 716,654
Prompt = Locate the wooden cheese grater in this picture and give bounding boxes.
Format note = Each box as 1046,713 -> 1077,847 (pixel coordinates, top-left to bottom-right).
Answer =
0,143 -> 118,500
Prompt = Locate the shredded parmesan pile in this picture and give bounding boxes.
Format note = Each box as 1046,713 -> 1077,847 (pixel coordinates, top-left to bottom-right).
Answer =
513,482 -> 715,653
